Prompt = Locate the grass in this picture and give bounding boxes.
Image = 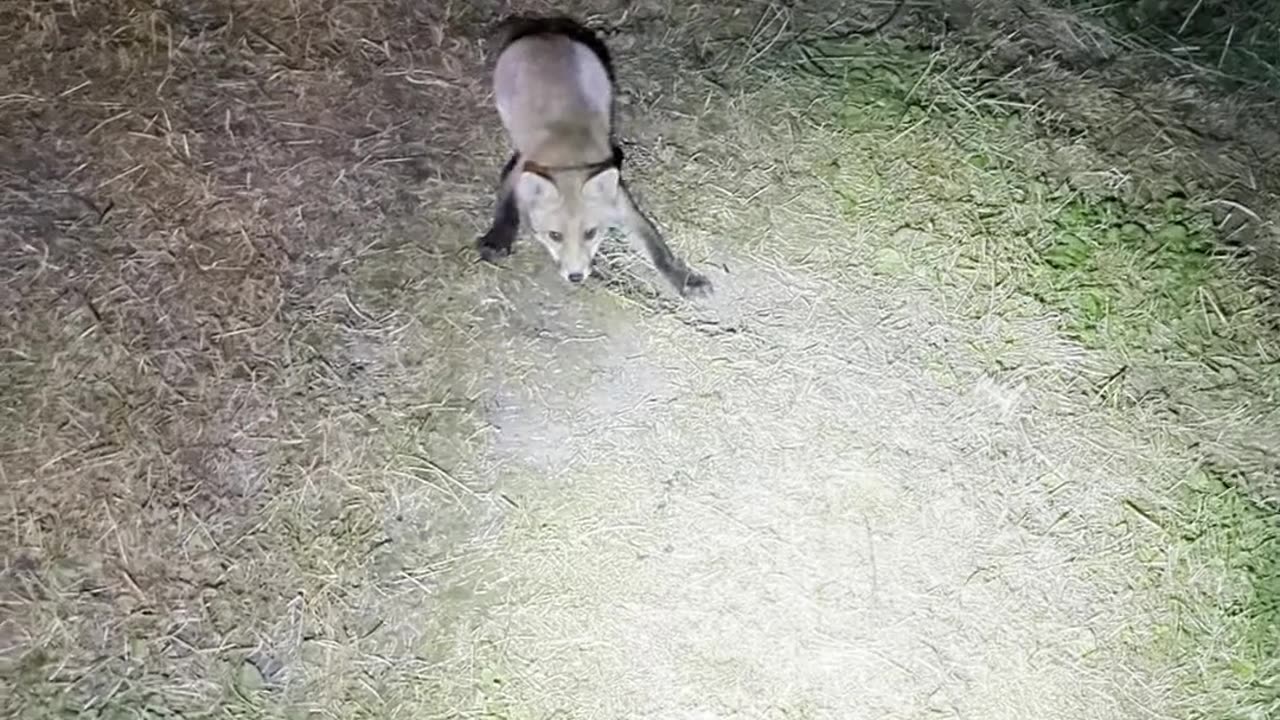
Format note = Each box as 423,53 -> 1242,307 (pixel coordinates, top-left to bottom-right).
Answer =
4,0 -> 1280,717
781,31 -> 1280,718
1156,468 -> 1280,718
1054,0 -> 1280,90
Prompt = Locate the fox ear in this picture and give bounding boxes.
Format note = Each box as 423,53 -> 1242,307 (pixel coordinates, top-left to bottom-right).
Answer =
582,167 -> 619,203
518,171 -> 560,209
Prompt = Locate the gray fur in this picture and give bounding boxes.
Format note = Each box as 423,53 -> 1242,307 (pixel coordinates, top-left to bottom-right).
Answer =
477,19 -> 712,298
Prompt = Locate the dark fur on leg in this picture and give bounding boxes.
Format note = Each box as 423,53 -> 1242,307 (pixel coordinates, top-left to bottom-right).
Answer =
478,152 -> 520,261
618,182 -> 712,298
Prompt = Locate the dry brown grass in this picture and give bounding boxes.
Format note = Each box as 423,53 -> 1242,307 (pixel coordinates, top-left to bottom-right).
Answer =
2,0 -> 1279,717
0,0 -> 507,712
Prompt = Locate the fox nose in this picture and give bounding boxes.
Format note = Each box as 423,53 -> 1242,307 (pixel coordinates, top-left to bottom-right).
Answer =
566,272 -> 584,283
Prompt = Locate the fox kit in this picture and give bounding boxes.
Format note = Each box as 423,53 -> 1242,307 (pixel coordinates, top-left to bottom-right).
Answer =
477,17 -> 712,298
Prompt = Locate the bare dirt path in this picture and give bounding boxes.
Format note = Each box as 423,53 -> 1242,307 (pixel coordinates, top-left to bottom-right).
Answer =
454,262 -> 1162,719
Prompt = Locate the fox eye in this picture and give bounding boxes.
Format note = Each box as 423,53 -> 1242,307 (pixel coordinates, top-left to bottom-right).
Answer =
584,227 -> 598,241
548,231 -> 563,243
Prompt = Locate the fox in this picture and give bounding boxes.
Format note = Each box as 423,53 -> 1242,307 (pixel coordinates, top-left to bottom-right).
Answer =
476,16 -> 713,298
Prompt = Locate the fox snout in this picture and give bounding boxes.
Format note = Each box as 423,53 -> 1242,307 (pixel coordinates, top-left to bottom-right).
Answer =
559,256 -> 593,285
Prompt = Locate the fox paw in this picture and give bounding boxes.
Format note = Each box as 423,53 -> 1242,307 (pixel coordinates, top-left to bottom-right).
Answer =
477,230 -> 513,262
680,271 -> 713,298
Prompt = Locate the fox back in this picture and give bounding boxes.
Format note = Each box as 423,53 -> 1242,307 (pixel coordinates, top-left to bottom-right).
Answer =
492,22 -> 620,281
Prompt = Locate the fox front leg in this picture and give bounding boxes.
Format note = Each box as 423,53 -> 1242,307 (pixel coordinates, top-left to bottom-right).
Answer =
617,184 -> 713,298
478,152 -> 521,261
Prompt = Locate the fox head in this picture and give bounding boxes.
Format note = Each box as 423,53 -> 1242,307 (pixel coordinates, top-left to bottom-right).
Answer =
516,166 -> 618,284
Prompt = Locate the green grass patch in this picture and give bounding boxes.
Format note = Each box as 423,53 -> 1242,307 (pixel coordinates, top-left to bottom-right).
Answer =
790,34 -> 1280,716
801,36 -> 1280,397
1030,194 -> 1262,354
1157,469 -> 1280,718
804,37 -> 933,131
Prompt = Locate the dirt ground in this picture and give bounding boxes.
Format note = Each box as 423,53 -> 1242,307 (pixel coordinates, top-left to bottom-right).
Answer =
2,0 -> 1278,718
